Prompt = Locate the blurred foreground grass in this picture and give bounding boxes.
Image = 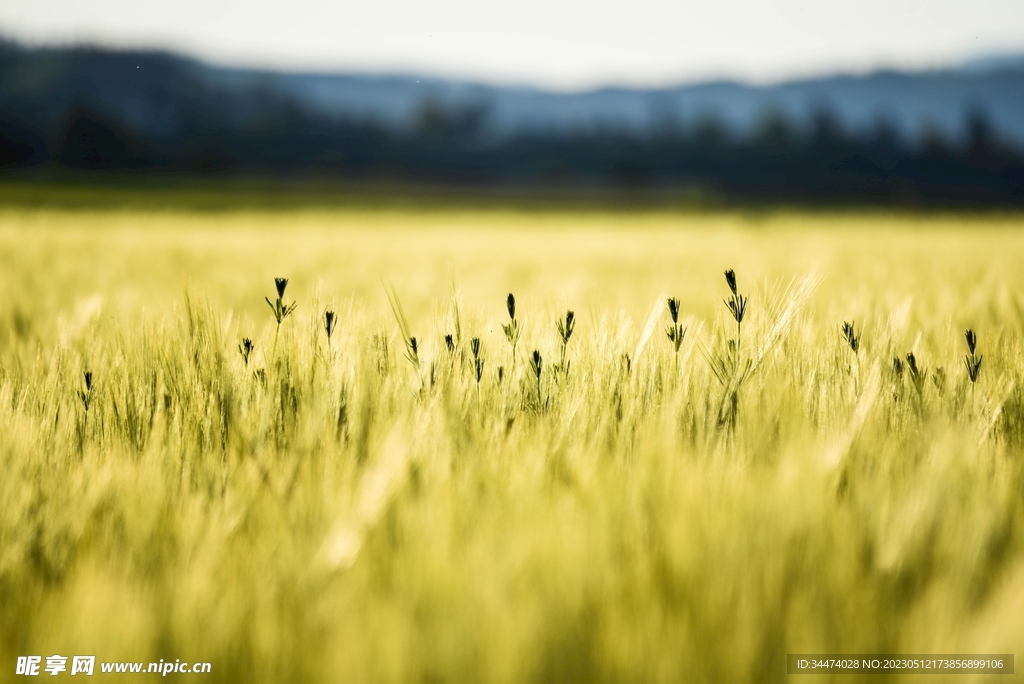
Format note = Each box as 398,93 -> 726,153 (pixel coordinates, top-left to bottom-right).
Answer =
1,205 -> 1024,682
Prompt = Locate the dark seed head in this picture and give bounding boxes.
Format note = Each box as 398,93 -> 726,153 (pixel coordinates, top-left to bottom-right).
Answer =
445,334 -> 454,353
409,337 -> 418,355
324,310 -> 337,339
667,297 -> 680,323
726,294 -> 747,324
841,321 -> 859,352
724,269 -> 737,295
239,338 -> 255,365
84,371 -> 93,391
274,278 -> 289,298
471,337 -> 481,358
506,293 -> 516,320
906,352 -> 918,376
965,329 -> 977,355
558,310 -> 575,344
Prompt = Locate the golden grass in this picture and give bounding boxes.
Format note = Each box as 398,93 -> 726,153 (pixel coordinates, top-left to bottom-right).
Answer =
1,207 -> 1023,683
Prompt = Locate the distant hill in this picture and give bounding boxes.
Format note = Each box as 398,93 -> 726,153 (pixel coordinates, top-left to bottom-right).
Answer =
2,41 -> 1024,144
1,41 -> 1022,204
283,64 -> 1024,146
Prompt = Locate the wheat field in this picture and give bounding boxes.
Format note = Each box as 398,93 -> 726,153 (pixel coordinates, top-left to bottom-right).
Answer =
1,207 -> 1023,682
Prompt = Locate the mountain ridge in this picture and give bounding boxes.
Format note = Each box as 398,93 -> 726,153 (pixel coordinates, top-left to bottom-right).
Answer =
2,40 -> 1023,144
2,41 -> 1023,205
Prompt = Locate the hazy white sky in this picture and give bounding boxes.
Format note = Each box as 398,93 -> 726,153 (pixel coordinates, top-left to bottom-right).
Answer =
1,0 -> 1022,89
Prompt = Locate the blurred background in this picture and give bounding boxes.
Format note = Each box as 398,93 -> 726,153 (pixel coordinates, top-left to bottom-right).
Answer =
1,0 -> 1023,205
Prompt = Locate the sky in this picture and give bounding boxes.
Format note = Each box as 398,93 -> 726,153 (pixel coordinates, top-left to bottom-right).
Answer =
1,0 -> 1023,90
